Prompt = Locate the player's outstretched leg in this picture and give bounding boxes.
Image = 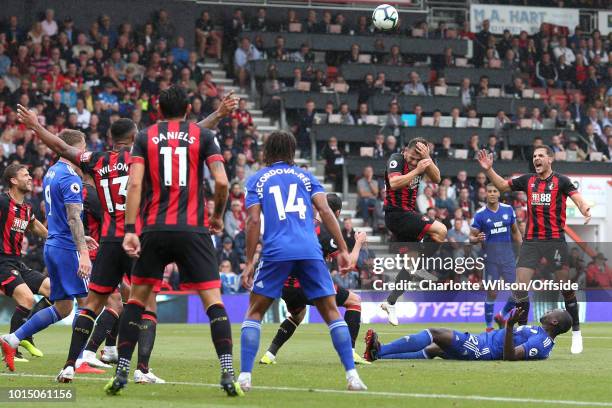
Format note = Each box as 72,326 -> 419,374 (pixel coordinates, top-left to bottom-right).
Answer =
382,267 -> 410,326
563,290 -> 582,354
314,296 -> 367,391
260,310 -> 304,365
495,297 -> 516,329
21,295 -> 53,358
364,328 -> 434,361
342,291 -> 369,365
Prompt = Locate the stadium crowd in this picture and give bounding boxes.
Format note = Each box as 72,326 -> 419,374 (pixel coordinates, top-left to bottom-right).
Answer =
0,7 -> 610,293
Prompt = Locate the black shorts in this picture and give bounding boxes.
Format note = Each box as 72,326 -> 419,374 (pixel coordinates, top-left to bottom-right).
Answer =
282,284 -> 350,314
517,240 -> 569,270
385,210 -> 434,243
0,257 -> 46,297
132,231 -> 220,290
88,242 -> 134,295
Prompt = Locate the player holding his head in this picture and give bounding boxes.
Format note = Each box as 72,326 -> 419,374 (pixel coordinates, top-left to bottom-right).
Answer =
469,183 -> 522,331
0,164 -> 51,366
478,145 -> 591,354
364,308 -> 572,362
1,130 -> 97,371
106,85 -> 242,396
239,131 -> 367,391
381,137 -> 447,325
259,193 -> 369,365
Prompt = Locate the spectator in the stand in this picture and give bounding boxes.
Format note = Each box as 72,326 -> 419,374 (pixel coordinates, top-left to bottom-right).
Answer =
536,52 -> 559,88
334,13 -> 350,35
567,137 -> 588,161
342,217 -> 356,250
358,73 -> 376,104
224,200 -> 246,238
310,69 -> 326,92
155,9 -> 175,41
474,19 -> 492,67
372,133 -> 385,159
435,135 -> 452,159
218,238 -> 241,276
384,135 -> 399,159
454,170 -> 472,195
338,102 -> 354,125
586,253 -> 612,288
356,15 -> 373,36
402,71 -> 427,95
554,36 -> 576,66
295,98 -> 315,159
476,75 -> 489,96
385,101 -> 401,128
551,134 -> 565,153
460,78 -> 474,109
466,133 -> 480,159
250,7 -> 271,32
505,77 -> 525,98
234,37 -> 261,89
584,106 -> 603,138
436,185 -> 456,213
322,136 -> 343,192
304,10 -> 319,33
448,218 -> 470,258
318,11 -> 333,34
355,103 -> 370,125
374,72 -> 391,93
583,122 -> 607,155
270,35 -> 288,61
357,165 -> 383,228
582,66 -> 601,103
290,43 -> 314,63
456,187 -> 474,219
417,186 -> 436,214
344,43 -> 361,64
195,11 -> 221,59
494,109 -> 511,133
220,260 -> 240,294
485,134 -> 500,159
384,45 -> 403,66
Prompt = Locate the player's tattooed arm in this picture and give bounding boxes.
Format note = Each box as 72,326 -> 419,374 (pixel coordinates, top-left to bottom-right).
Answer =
503,307 -> 526,361
197,91 -> 237,129
66,203 -> 87,251
208,161 -> 229,233
476,149 -> 511,192
27,219 -> 48,239
16,104 -> 83,164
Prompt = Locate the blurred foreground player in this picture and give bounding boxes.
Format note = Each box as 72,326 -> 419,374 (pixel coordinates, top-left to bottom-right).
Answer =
478,146 -> 591,354
364,308 -> 572,361
239,131 -> 367,391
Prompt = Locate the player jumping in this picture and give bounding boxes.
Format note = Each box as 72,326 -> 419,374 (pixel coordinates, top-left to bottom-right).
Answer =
477,146 -> 591,354
364,307 -> 572,361
106,86 -> 242,396
469,183 -> 522,331
381,138 -> 447,325
259,193 -> 370,365
1,131 -> 97,371
238,131 -> 367,391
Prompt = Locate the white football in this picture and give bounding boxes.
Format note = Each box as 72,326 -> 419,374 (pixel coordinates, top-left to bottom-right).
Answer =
372,4 -> 399,31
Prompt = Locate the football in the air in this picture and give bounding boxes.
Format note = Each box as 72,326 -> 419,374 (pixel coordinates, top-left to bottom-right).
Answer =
372,4 -> 399,31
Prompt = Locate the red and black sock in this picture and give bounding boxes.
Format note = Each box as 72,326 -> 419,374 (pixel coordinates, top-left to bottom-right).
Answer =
65,308 -> 97,368
116,300 -> 145,375
344,306 -> 361,348
105,308 -> 121,347
85,308 -> 119,353
10,305 -> 31,333
206,303 -> 234,376
387,268 -> 411,305
268,315 -> 301,356
137,311 -> 157,374
563,292 -> 580,331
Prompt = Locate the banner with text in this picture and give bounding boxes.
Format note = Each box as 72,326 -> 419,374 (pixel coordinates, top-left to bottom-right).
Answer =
470,4 -> 579,35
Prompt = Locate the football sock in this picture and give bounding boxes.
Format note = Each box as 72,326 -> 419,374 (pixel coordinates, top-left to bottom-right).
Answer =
137,311 -> 157,374
240,319 -> 261,374
344,307 -> 361,348
484,301 -> 495,328
380,349 -> 429,360
65,309 -> 97,368
206,304 -> 234,376
268,316 -> 300,356
106,312 -> 120,347
30,297 -> 52,316
386,268 -> 411,305
563,292 -> 580,331
9,305 -> 30,334
116,300 -> 145,376
12,306 -> 61,345
379,330 -> 433,356
85,308 -> 118,353
328,319 -> 355,372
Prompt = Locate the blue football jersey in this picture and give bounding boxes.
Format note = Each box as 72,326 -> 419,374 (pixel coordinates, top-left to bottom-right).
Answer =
471,203 -> 516,262
245,162 -> 325,261
43,161 -> 83,250
489,325 -> 555,360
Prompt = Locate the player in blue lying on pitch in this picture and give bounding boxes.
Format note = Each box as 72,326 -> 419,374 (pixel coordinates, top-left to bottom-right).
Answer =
469,183 -> 523,331
1,130 -> 96,373
363,307 -> 571,362
238,131 -> 367,391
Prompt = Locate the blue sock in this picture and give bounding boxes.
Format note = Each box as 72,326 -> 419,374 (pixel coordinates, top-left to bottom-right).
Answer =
14,306 -> 61,341
485,301 -> 495,328
380,349 -> 429,360
328,319 -> 354,371
379,330 -> 432,356
240,319 -> 261,373
502,298 -> 516,317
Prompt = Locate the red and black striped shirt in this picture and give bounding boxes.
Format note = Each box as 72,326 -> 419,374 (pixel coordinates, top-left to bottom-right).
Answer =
0,193 -> 35,257
131,120 -> 223,233
384,153 -> 421,213
78,148 -> 131,242
82,183 -> 102,259
508,172 -> 578,241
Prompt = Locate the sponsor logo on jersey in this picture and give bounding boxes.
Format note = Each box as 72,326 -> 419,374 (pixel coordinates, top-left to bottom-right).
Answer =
70,183 -> 81,193
389,160 -> 398,169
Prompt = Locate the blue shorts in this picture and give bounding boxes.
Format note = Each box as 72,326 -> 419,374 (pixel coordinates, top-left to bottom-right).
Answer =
44,245 -> 88,302
483,260 -> 516,282
445,331 -> 494,361
253,259 -> 335,301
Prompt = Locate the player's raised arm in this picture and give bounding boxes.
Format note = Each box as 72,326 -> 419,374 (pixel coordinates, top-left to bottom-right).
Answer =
503,307 -> 526,361
415,142 -> 441,184
313,193 -> 350,272
388,157 -> 432,190
197,91 -> 238,129
477,149 -> 510,193
208,161 -> 229,233
16,104 -> 82,164
348,231 -> 367,270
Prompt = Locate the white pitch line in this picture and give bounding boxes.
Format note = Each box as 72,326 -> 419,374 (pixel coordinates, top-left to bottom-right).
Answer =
1,372 -> 611,407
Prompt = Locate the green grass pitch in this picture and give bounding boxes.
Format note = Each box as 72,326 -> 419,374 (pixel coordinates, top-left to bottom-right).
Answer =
1,323 -> 611,407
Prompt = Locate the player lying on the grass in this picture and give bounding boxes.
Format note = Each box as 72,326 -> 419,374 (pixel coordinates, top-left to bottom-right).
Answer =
469,183 -> 522,332
0,164 -> 53,361
239,131 -> 367,391
478,146 -> 591,354
363,307 -> 572,362
260,193 -> 369,365
1,131 -> 98,372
